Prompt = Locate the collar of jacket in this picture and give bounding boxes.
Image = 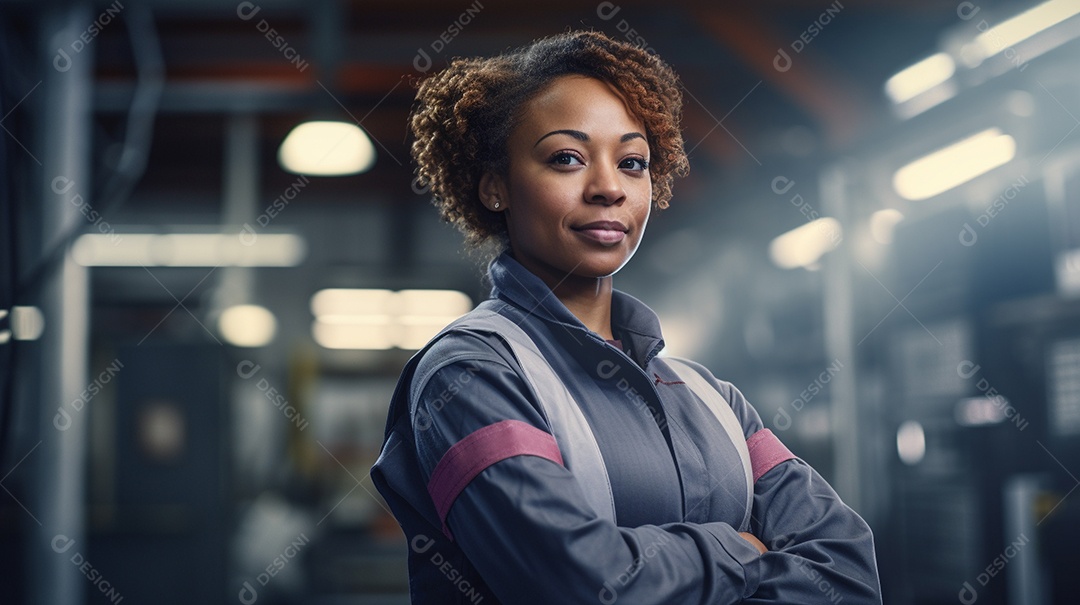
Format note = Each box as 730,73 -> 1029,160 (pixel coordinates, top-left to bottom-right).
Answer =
486,250 -> 667,369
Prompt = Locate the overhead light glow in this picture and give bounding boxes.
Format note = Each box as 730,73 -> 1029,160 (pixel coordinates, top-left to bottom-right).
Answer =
896,420 -> 926,465
11,306 -> 46,341
278,121 -> 375,176
310,288 -> 395,319
310,288 -> 473,350
219,304 -> 277,347
893,128 -> 1016,201
72,233 -> 305,267
398,289 -> 473,318
885,53 -> 956,104
869,209 -> 905,245
769,218 -> 843,270
955,397 -> 1008,427
312,318 -> 395,350
965,0 -> 1080,66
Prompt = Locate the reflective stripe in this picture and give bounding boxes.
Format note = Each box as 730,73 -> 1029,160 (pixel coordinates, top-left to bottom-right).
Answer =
476,312 -> 619,524
747,428 -> 797,482
428,420 -> 563,540
429,309 -> 757,529
662,357 -> 755,532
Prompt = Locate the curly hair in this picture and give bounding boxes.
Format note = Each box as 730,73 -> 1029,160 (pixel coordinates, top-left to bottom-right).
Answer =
409,30 -> 689,252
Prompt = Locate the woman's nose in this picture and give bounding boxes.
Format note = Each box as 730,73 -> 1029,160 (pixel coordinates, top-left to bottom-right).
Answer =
584,163 -> 625,206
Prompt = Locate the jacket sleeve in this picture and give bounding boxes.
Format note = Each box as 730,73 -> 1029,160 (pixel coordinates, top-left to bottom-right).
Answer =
412,332 -> 764,605
708,376 -> 883,604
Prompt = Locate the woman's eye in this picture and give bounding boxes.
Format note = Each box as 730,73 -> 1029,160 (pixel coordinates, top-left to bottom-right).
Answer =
620,157 -> 649,171
550,152 -> 584,166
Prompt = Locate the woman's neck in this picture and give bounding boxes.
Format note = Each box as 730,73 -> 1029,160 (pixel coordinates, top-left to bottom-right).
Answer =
513,254 -> 615,340
550,276 -> 615,341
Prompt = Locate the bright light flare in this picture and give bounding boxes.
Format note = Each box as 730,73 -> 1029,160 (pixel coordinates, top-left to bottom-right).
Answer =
278,121 -> 375,176
893,128 -> 1016,201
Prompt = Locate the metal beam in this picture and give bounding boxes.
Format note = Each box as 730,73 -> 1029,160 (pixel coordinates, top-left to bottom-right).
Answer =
30,4 -> 94,605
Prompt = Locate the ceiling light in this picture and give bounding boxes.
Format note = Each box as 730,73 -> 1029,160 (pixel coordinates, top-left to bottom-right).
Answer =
893,128 -> 1016,201
769,218 -> 843,270
72,233 -> 306,267
955,397 -> 1008,427
896,420 -> 926,465
11,306 -> 46,341
885,53 -> 956,104
397,289 -> 474,318
278,120 -> 375,176
966,0 -> 1080,66
309,288 -> 473,350
310,289 -> 395,319
311,318 -> 395,350
219,304 -> 277,347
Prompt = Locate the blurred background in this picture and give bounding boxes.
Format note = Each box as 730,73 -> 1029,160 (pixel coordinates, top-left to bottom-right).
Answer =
1,0 -> 1079,603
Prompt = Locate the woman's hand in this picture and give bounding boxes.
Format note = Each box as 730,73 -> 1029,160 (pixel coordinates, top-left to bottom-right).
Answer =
738,532 -> 768,555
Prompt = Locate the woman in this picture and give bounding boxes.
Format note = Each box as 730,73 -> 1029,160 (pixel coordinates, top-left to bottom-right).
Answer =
372,30 -> 881,604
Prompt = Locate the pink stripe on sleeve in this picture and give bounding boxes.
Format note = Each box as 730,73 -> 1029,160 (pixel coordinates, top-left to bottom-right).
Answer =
747,429 -> 797,483
427,419 -> 564,540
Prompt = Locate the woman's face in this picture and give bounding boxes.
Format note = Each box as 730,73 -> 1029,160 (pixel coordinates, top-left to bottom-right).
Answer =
484,75 -> 652,288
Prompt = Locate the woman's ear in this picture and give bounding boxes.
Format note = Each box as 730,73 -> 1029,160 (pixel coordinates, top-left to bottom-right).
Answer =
479,172 -> 507,212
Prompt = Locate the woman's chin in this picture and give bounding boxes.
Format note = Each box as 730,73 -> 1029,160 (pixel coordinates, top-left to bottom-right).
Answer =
572,254 -> 634,280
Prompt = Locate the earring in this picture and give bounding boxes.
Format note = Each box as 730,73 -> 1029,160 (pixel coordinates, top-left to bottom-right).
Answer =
493,202 -> 501,209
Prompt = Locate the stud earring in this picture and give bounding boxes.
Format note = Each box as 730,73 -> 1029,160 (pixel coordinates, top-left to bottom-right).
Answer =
493,202 -> 501,209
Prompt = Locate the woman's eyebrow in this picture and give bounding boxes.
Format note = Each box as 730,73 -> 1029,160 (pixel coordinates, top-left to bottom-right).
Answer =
534,130 -> 646,147
534,129 -> 587,146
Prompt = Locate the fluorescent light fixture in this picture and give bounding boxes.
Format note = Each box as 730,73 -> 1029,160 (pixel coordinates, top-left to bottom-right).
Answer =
955,397 -> 1008,427
769,217 -> 843,270
398,289 -> 473,318
310,288 -> 473,350
72,233 -> 306,267
312,318 -> 395,350
885,53 -> 956,104
310,288 -> 395,319
869,209 -> 905,245
278,120 -> 375,176
966,0 -> 1080,66
219,304 -> 277,347
893,128 -> 1016,201
11,306 -> 46,341
896,420 -> 926,465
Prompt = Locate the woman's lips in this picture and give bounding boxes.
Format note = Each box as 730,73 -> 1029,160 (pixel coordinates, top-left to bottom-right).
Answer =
572,221 -> 628,245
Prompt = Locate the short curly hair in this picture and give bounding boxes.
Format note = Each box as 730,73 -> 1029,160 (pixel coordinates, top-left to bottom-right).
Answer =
409,30 -> 689,251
